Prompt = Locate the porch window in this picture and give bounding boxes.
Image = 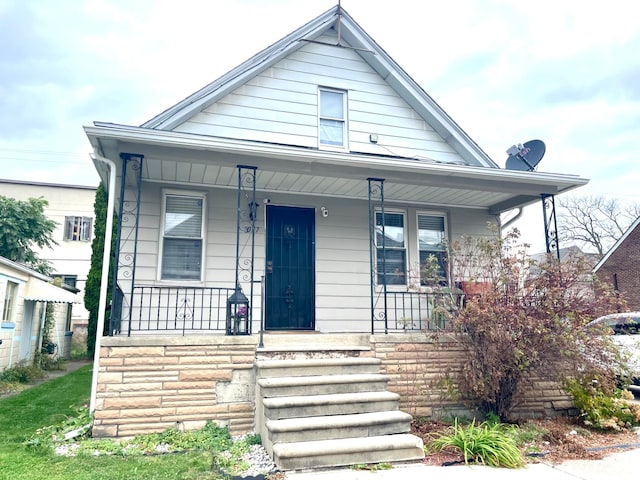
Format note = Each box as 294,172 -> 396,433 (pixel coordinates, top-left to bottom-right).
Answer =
64,216 -> 93,242
375,212 -> 406,285
161,193 -> 205,281
2,281 -> 18,321
418,214 -> 447,285
319,88 -> 347,148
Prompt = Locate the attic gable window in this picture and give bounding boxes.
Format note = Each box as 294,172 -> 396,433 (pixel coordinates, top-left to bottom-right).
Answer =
318,88 -> 347,148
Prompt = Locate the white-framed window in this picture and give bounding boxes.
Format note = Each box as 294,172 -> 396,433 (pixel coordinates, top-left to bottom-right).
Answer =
318,87 -> 348,148
53,274 -> 77,289
418,213 -> 447,285
64,216 -> 93,242
375,211 -> 407,285
160,192 -> 206,281
2,281 -> 18,322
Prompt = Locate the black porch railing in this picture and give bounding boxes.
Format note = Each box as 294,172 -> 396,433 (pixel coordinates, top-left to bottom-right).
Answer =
376,290 -> 464,332
109,285 -> 462,336
112,285 -> 238,335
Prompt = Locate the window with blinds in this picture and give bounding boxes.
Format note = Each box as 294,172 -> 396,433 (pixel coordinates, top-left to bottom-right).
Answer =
161,194 -> 204,281
418,213 -> 447,285
375,211 -> 406,285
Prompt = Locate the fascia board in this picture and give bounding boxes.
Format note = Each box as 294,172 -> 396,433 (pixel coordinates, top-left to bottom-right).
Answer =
0,256 -> 52,282
85,124 -> 588,193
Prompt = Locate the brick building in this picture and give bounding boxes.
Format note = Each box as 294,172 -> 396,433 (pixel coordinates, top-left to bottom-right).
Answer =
594,216 -> 640,311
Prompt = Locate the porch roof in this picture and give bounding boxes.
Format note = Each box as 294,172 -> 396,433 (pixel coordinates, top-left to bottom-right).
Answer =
24,278 -> 80,304
85,123 -> 588,215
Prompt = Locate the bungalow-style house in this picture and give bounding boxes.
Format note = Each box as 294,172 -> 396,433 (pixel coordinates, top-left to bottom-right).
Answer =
594,216 -> 640,311
84,5 -> 587,469
1,256 -> 79,370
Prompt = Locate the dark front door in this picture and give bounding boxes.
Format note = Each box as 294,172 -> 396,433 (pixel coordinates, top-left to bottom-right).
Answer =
265,205 -> 315,330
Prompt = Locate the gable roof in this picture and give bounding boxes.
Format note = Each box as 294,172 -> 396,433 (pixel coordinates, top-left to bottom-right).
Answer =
593,216 -> 640,272
142,5 -> 497,168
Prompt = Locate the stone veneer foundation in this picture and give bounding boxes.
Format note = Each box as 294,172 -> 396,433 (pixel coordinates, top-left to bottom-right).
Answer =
93,333 -> 574,438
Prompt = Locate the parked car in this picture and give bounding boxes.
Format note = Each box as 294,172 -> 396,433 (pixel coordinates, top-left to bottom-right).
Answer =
585,313 -> 640,393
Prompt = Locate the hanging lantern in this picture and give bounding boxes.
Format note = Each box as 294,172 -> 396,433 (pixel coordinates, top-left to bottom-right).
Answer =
226,288 -> 250,335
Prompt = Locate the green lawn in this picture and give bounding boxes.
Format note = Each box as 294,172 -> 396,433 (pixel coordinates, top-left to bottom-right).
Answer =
0,366 -> 221,480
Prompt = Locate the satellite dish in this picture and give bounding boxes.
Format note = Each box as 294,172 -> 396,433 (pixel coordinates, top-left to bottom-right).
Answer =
505,139 -> 546,171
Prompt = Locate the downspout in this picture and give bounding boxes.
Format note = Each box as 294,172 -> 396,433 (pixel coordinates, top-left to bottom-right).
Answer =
89,153 -> 116,413
500,207 -> 523,231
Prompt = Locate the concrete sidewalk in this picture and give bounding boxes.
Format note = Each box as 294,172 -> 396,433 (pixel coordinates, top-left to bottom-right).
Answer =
285,447 -> 640,480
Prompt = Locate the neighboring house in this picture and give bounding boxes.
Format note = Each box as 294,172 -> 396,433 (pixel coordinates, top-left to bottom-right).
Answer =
83,6 -> 587,469
0,179 -> 97,343
594,216 -> 640,311
0,256 -> 79,369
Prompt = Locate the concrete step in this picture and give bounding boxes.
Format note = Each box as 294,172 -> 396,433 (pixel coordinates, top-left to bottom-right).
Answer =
263,391 -> 400,419
272,434 -> 425,470
259,333 -> 371,349
266,411 -> 412,444
256,357 -> 382,378
257,373 -> 390,397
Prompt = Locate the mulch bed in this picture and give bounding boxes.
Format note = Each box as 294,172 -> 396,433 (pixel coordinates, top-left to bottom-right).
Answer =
412,416 -> 640,466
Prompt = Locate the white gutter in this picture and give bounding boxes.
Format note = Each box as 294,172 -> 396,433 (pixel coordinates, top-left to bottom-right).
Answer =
89,153 -> 116,413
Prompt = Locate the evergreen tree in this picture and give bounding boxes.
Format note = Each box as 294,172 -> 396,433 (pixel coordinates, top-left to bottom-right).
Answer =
84,183 -> 116,358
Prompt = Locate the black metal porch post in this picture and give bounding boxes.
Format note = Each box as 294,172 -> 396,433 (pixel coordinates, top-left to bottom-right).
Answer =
233,165 -> 257,334
368,178 -> 387,334
108,153 -> 144,337
541,193 -> 560,260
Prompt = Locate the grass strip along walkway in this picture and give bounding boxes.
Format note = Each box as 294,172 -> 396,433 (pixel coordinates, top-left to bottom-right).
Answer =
0,365 -> 222,480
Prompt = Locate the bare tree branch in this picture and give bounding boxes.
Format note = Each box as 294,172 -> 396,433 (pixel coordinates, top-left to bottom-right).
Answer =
557,195 -> 640,256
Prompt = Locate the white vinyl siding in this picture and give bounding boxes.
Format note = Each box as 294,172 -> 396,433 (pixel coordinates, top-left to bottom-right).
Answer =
418,213 -> 447,285
174,31 -> 467,165
160,193 -> 205,281
119,180 -> 497,333
318,88 -> 347,148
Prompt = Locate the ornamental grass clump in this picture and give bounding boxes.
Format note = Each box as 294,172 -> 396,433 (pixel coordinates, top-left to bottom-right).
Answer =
430,419 -> 525,468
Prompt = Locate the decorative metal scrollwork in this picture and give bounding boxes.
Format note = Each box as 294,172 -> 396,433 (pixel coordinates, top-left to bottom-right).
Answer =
284,285 -> 295,311
541,194 -> 560,260
176,297 -> 194,322
368,178 -> 388,334
109,152 -> 144,337
233,165 -> 258,334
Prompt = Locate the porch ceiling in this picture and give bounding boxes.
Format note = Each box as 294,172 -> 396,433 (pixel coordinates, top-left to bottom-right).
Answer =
86,125 -> 589,215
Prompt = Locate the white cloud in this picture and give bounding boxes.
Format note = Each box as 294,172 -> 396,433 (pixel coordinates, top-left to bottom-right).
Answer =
1,0 -> 639,251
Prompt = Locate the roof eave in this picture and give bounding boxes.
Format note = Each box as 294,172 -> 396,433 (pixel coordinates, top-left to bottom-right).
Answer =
84,123 -> 588,210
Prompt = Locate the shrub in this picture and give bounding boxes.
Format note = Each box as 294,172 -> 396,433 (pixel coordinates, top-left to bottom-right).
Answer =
430,418 -> 525,468
448,228 -> 627,421
565,378 -> 640,430
0,361 -> 46,383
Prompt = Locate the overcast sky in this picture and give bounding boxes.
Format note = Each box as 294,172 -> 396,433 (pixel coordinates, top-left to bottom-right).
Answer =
1,0 -> 639,252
